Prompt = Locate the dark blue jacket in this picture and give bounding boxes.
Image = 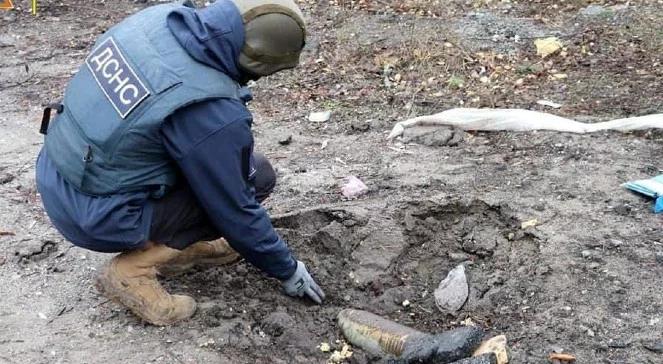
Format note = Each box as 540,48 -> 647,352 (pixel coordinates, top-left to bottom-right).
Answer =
36,0 -> 297,280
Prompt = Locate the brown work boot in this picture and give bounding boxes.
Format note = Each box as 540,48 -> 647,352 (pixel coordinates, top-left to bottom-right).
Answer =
95,243 -> 197,326
157,238 -> 241,277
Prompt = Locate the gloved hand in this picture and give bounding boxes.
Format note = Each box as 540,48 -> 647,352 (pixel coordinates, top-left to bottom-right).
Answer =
282,260 -> 325,304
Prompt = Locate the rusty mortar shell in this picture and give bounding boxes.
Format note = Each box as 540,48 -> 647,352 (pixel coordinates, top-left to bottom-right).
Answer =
337,309 -> 485,364
337,308 -> 426,357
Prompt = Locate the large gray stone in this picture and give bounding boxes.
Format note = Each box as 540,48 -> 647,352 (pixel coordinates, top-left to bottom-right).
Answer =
434,264 -> 469,313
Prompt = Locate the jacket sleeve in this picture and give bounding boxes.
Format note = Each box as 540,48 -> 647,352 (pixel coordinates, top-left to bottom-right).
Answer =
161,99 -> 297,280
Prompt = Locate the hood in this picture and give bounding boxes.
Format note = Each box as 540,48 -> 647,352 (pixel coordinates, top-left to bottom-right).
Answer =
167,0 -> 245,82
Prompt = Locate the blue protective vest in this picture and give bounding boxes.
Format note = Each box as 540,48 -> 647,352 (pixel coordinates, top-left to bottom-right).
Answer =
44,2 -> 242,196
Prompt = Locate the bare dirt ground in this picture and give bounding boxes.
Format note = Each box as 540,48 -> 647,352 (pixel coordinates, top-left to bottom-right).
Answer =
2,0 -> 663,363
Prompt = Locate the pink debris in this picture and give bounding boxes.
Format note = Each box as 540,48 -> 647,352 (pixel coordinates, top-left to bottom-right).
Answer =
341,176 -> 368,198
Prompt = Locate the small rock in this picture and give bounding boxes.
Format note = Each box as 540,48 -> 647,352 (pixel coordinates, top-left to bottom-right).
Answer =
434,264 -> 469,313
473,335 -> 508,364
341,176 -> 368,198
461,238 -> 496,258
402,300 -> 411,308
198,338 -> 215,348
535,265 -> 551,276
342,219 -> 357,227
367,280 -> 384,296
606,338 -> 630,348
452,354 -> 497,364
320,342 -> 331,352
550,346 -> 565,354
581,250 -> 592,259
308,111 -> 331,122
608,239 -> 623,248
278,135 -> 292,145
655,252 -> 663,265
643,340 -> 663,353
261,311 -> 295,337
449,252 -> 471,262
580,5 -> 612,17
350,120 -> 370,132
2,13 -> 17,22
521,219 -> 538,229
0,173 -> 15,184
613,204 -> 632,216
461,228 -> 501,257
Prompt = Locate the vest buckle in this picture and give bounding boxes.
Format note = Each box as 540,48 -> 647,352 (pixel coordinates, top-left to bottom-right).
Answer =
40,103 -> 64,135
83,145 -> 93,163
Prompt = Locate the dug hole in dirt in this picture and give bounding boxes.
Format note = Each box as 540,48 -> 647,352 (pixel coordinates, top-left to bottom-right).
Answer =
166,198 -> 542,363
2,0 -> 663,363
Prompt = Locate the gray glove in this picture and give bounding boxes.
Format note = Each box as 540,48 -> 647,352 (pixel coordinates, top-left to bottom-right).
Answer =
282,260 -> 325,304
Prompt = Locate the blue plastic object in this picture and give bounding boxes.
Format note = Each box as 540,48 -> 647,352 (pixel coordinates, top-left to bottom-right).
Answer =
656,196 -> 663,214
623,175 -> 663,214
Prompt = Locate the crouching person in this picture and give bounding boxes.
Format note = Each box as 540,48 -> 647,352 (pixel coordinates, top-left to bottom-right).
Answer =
35,0 -> 324,326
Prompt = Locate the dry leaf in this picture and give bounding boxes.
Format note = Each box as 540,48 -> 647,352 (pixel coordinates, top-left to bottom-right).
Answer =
534,37 -> 563,58
549,353 -> 576,361
521,219 -> 539,229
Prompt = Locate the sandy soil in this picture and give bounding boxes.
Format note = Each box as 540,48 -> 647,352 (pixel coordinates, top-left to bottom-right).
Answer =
1,0 -> 663,363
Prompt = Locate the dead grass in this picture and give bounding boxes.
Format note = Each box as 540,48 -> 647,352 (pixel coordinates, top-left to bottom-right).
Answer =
272,0 -> 663,125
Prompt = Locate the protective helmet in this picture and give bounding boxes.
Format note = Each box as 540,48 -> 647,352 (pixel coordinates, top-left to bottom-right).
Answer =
230,0 -> 306,78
